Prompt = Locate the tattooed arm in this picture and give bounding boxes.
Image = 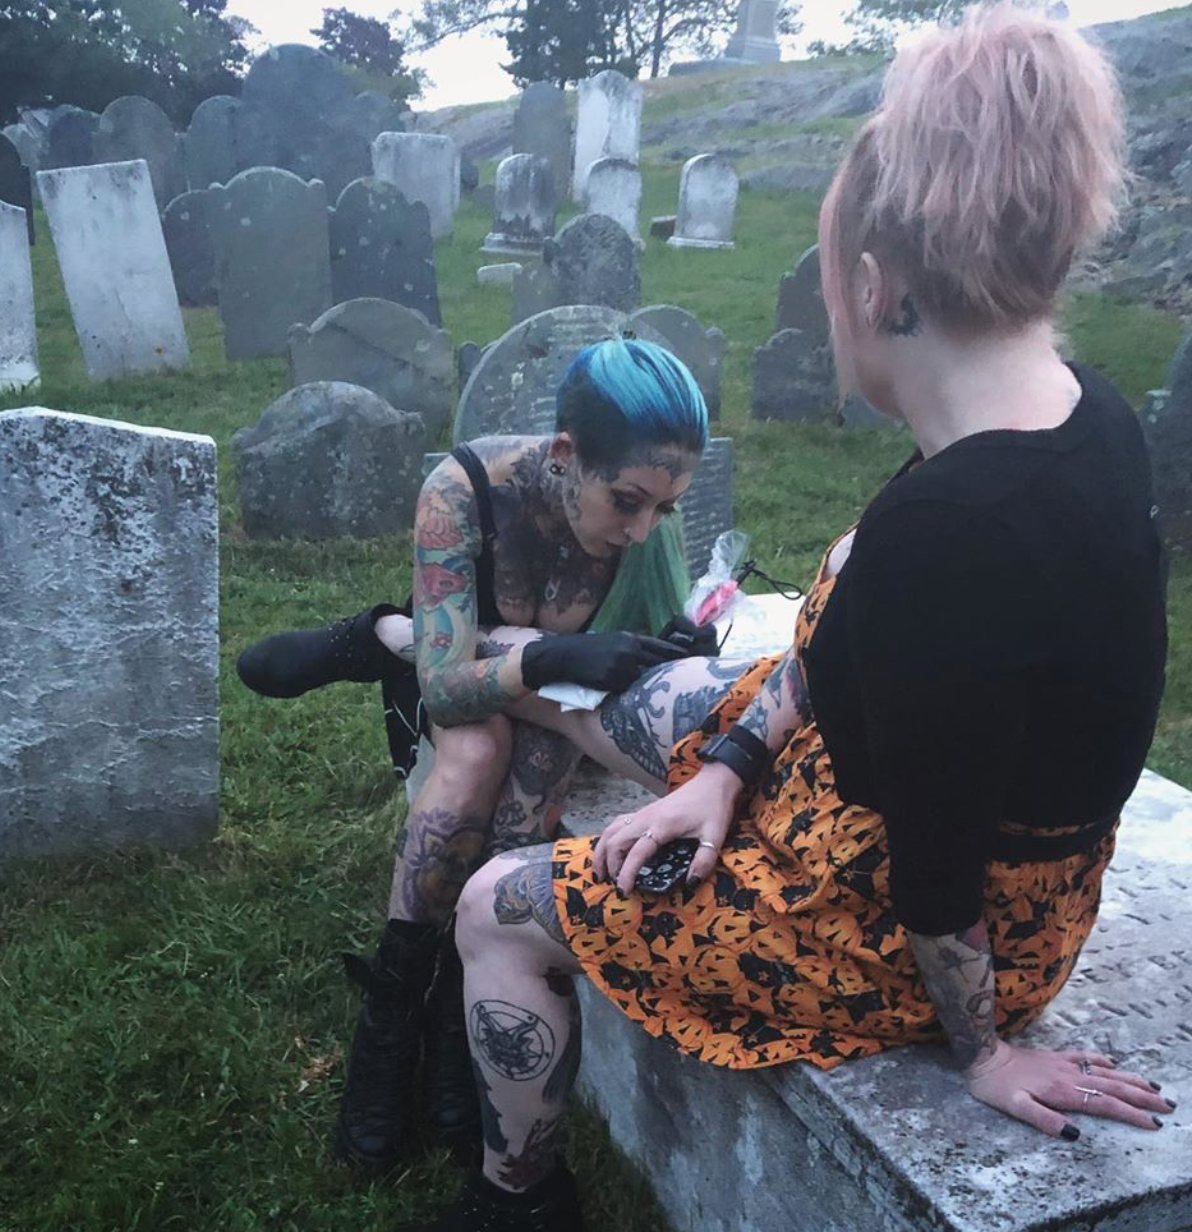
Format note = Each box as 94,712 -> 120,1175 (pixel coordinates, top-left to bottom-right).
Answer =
734,647 -> 810,755
907,920 -> 998,1072
414,458 -> 532,727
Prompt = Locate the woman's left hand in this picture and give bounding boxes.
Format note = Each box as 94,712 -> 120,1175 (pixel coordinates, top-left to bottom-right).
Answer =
966,1040 -> 1173,1137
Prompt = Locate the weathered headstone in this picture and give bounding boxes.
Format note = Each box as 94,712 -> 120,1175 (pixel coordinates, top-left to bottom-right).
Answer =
751,328 -> 835,422
208,167 -> 332,361
0,408 -> 219,862
513,81 -> 571,202
454,305 -> 666,443
458,341 -> 484,387
372,132 -> 460,240
583,157 -> 643,247
723,0 -> 782,62
0,203 -> 38,392
288,299 -> 454,441
680,437 -> 734,578
478,263 -> 522,287
649,215 -> 677,240
162,189 -> 217,308
329,177 -> 442,324
483,153 -> 556,255
545,213 -> 641,313
572,71 -> 642,200
839,392 -> 886,428
183,95 -> 242,191
42,106 -> 100,171
94,96 -> 185,211
629,305 -> 725,420
233,382 -> 426,539
1142,333 -> 1192,550
511,262 -> 563,327
669,154 -> 739,250
4,122 -> 41,183
38,160 -> 190,381
0,133 -> 34,244
777,244 -> 829,345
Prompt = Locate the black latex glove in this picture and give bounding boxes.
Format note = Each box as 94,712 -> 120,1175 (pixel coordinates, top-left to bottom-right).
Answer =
522,632 -> 686,693
658,614 -> 720,658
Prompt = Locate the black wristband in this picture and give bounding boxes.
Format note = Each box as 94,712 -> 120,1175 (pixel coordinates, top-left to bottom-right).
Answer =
696,726 -> 771,788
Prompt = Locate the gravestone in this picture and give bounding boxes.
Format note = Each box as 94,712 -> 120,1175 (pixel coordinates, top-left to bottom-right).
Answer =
777,244 -> 829,345
839,392 -> 886,429
1142,332 -> 1192,550
38,160 -> 190,381
629,305 -> 725,420
454,305 -> 667,443
649,215 -> 677,240
680,437 -> 734,578
483,153 -> 556,255
572,71 -> 642,200
233,382 -> 426,539
288,298 -> 454,441
511,262 -> 563,327
751,328 -> 835,421
723,0 -> 782,62
0,133 -> 34,244
208,167 -> 332,361
513,81 -> 571,202
0,203 -> 38,391
329,177 -> 442,324
457,341 -> 484,387
669,154 -> 739,250
478,263 -> 522,287
94,96 -> 185,210
183,95 -> 242,190
43,106 -> 100,170
162,189 -> 217,308
545,213 -> 641,313
0,408 -> 219,862
583,158 -> 643,247
372,132 -> 460,240
4,122 -> 41,184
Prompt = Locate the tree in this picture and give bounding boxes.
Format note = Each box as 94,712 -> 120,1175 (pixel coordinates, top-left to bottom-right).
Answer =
827,0 -> 1045,54
313,6 -> 425,101
503,0 -> 623,87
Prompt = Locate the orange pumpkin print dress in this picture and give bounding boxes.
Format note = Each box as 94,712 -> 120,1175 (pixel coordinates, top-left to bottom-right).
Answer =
550,531 -> 1114,1071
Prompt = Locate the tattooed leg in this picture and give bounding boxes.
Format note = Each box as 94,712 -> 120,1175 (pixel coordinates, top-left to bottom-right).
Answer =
455,846 -> 582,1192
488,721 -> 584,856
387,715 -> 513,924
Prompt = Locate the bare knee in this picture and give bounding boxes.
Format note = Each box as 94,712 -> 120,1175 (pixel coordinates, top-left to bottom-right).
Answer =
432,715 -> 514,795
455,856 -> 505,964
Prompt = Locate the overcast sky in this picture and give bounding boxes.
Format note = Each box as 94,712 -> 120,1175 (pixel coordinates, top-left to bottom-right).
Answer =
224,0 -> 1179,109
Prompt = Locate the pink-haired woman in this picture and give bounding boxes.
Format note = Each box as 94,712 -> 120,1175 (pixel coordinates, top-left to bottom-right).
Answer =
400,7 -> 1173,1229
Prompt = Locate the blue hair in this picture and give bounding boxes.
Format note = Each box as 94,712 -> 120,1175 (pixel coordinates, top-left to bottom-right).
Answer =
556,338 -> 709,472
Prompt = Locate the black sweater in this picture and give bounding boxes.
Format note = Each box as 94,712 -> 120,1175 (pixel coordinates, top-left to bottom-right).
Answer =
800,364 -> 1167,936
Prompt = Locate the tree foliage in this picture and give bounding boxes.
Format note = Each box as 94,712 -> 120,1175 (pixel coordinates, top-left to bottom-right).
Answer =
313,6 -> 424,101
0,0 -> 252,125
503,0 -> 624,87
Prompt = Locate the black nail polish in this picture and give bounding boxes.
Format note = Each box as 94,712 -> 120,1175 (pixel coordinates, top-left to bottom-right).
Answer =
1061,1124 -> 1080,1142
1152,1116 -> 1164,1129
687,876 -> 702,890
1165,1098 -> 1176,1110
1149,1081 -> 1163,1092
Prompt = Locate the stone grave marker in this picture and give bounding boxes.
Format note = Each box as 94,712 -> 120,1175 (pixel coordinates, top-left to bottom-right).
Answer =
4,122 -> 41,185
544,213 -> 641,313
288,298 -> 454,440
511,261 -> 563,327
724,0 -> 782,62
583,157 -> 642,247
680,437 -> 734,578
777,244 -> 829,346
42,106 -> 100,170
233,381 -> 426,539
209,167 -> 331,361
1143,331 -> 1192,550
0,132 -> 34,244
751,328 -> 835,421
0,203 -> 38,392
572,71 -> 642,200
329,177 -> 442,324
372,132 -> 460,240
454,305 -> 666,443
478,263 -> 522,287
669,154 -> 739,250
650,215 -> 677,240
38,160 -> 190,381
457,341 -> 484,387
839,392 -> 886,428
183,94 -> 242,190
513,81 -> 571,202
629,304 -> 725,419
162,189 -> 217,308
0,408 -> 219,862
94,96 -> 185,210
483,153 -> 556,255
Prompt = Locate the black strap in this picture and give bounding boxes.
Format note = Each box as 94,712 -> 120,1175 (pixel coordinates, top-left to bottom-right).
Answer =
449,444 -> 503,628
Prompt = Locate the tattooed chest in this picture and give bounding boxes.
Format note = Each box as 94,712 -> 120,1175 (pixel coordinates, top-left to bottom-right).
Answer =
491,529 -> 617,632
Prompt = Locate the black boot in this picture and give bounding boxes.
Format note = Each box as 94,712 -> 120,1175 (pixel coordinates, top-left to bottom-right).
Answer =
398,1162 -> 586,1232
336,919 -> 439,1170
237,602 -> 404,698
422,919 -> 482,1163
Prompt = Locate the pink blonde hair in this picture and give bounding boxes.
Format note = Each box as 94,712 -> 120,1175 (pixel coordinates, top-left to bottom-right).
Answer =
819,3 -> 1125,335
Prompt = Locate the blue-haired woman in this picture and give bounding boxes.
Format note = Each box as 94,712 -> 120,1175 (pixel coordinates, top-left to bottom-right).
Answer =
236,338 -> 717,1167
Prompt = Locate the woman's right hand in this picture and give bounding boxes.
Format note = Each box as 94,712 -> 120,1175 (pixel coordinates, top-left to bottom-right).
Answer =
593,763 -> 743,893
521,631 -> 685,693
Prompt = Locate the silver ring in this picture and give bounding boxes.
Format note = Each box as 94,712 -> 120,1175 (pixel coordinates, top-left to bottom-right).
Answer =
1079,1060 -> 1092,1075
1075,1085 -> 1103,1108
640,830 -> 658,844
698,840 -> 717,850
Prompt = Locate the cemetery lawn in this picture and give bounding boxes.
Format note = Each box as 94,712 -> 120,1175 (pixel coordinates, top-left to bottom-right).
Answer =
2,172 -> 1188,1232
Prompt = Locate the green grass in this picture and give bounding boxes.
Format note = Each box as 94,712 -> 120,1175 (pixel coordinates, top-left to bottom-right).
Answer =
1,177 -> 1189,1229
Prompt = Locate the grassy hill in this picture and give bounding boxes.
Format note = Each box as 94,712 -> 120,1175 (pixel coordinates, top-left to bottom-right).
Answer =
0,155 -> 1188,1231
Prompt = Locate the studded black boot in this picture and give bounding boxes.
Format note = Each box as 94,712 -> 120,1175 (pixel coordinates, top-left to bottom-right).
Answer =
422,919 -> 482,1163
335,919 -> 439,1170
236,602 -> 404,698
398,1162 -> 586,1232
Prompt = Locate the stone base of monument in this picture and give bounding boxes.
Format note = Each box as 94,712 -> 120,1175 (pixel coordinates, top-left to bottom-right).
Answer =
477,261 -> 524,287
667,233 -> 735,252
480,235 -> 542,257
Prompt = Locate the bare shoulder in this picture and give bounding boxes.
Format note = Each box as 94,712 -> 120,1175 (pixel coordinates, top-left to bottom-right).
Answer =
467,435 -> 551,482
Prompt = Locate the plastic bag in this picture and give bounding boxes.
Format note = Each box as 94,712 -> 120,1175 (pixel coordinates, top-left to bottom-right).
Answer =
684,530 -> 751,626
